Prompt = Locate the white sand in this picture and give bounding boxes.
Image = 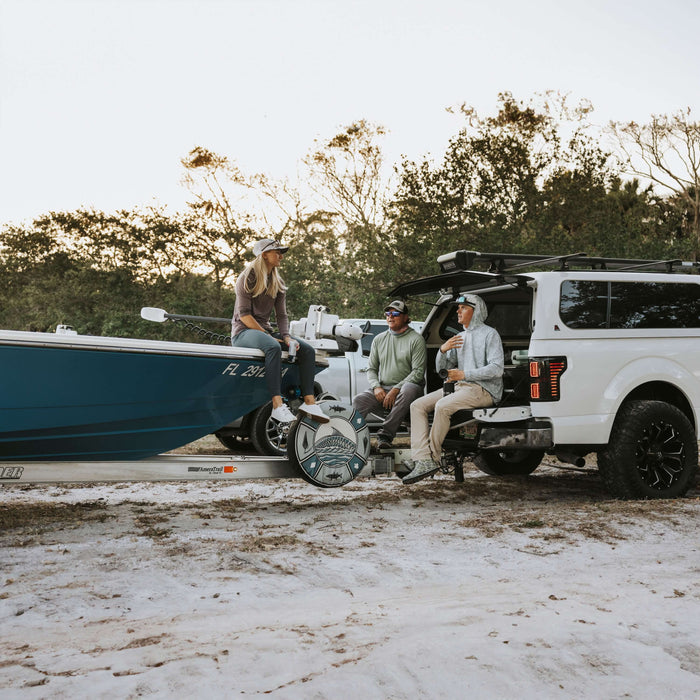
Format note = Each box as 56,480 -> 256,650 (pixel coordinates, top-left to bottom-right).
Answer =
1,462 -> 699,698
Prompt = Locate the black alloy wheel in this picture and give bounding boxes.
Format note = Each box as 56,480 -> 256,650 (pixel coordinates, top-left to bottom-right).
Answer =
598,400 -> 698,499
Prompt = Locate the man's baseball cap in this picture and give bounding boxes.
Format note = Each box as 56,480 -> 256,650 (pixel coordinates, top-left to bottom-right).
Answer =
454,294 -> 476,307
384,300 -> 409,314
253,238 -> 289,256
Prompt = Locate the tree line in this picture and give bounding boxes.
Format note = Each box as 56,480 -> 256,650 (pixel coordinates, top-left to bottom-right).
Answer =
1,92 -> 698,339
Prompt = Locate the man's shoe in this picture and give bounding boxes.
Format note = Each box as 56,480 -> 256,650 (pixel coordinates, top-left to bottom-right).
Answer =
376,434 -> 393,450
271,404 -> 296,423
402,459 -> 441,485
394,460 -> 414,478
297,403 -> 330,424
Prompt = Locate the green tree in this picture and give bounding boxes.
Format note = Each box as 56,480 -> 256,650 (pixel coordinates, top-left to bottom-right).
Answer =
609,109 -> 700,258
388,92 -> 596,278
303,119 -> 388,230
298,120 -> 393,315
387,92 -> 650,281
0,208 -> 237,338
180,146 -> 260,270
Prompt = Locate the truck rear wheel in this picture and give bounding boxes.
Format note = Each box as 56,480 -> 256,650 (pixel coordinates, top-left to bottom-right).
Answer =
215,433 -> 250,451
597,400 -> 697,499
473,449 -> 543,476
250,402 -> 290,456
249,391 -> 338,457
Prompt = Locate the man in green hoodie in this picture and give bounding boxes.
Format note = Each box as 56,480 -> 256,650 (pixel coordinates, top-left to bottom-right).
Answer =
352,300 -> 426,449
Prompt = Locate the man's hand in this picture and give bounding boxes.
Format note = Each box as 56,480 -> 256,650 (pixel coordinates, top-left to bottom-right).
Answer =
440,335 -> 464,353
373,387 -> 387,403
383,387 -> 400,409
446,369 -> 465,382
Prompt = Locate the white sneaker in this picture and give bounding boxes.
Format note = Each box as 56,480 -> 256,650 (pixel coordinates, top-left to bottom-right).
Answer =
402,459 -> 441,485
297,403 -> 330,424
270,404 -> 296,423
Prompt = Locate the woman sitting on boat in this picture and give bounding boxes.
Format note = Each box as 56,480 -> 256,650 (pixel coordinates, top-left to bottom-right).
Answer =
231,238 -> 330,425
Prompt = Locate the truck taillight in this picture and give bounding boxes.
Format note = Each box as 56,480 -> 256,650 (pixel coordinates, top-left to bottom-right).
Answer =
529,357 -> 567,401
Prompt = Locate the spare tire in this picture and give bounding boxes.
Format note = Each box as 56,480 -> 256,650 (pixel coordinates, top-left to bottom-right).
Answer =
288,401 -> 370,487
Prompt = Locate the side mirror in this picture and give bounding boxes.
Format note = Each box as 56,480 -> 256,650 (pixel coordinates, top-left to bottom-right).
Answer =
141,307 -> 168,323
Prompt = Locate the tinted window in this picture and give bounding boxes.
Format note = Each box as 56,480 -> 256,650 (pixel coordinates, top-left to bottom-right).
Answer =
611,281 -> 700,328
439,302 -> 531,339
559,281 -> 608,329
560,280 -> 700,329
362,323 -> 386,355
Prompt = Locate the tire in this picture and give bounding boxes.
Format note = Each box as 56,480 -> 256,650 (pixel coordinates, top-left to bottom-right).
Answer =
249,402 -> 291,456
249,391 -> 330,457
597,400 -> 698,499
287,401 -> 370,488
474,449 -> 544,476
214,433 -> 249,452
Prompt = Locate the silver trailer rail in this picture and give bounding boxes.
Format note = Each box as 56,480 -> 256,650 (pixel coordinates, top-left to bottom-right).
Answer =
0,451 -> 410,485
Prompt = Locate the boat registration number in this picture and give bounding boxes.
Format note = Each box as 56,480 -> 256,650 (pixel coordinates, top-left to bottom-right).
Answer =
222,363 -> 288,378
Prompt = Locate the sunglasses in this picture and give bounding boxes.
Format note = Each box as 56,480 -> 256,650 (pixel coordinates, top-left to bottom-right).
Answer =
385,310 -> 403,317
261,240 -> 286,253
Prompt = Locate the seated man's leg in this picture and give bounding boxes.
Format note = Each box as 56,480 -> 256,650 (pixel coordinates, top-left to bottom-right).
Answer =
352,390 -> 383,419
380,382 -> 423,441
410,388 -> 443,461
429,383 -> 494,461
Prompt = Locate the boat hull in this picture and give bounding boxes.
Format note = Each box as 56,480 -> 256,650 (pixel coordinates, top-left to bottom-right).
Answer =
0,331 -> 311,461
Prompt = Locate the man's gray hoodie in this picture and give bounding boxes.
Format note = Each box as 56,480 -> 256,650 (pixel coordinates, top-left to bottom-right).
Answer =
435,294 -> 504,401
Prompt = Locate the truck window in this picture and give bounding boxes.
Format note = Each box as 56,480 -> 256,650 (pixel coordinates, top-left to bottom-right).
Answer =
439,302 -> 531,340
559,281 -> 608,329
560,280 -> 700,329
362,323 -> 385,356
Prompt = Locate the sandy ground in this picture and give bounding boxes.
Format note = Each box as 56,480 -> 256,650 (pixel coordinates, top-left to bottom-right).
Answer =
1,439 -> 700,699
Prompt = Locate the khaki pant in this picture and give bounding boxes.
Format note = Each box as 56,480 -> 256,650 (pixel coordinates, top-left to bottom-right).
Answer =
410,384 -> 494,462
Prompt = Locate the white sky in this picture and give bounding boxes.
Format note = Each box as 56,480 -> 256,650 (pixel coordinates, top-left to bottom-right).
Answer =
1,0 -> 699,225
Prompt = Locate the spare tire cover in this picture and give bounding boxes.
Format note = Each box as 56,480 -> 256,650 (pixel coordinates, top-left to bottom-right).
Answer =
289,401 -> 370,487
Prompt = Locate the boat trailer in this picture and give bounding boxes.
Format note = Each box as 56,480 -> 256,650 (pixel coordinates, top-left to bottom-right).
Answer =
0,450 -> 411,486
0,402 -> 412,488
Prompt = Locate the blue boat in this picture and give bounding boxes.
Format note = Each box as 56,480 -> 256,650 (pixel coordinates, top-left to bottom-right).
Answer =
0,328 -> 320,461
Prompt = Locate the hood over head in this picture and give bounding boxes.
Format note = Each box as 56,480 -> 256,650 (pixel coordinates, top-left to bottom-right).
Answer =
455,293 -> 487,329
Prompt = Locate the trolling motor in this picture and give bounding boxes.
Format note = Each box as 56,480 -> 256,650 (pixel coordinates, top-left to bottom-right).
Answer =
140,306 -> 232,344
288,305 -> 364,351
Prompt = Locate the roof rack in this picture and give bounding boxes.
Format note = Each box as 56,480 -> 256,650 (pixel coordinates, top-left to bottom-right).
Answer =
437,251 -> 700,275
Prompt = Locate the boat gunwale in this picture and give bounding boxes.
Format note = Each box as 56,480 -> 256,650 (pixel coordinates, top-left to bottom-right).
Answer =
0,330 -> 331,364
0,329 -> 266,359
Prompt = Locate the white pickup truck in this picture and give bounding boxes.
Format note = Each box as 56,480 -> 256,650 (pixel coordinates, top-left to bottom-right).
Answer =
214,311 -> 422,456
392,250 -> 700,499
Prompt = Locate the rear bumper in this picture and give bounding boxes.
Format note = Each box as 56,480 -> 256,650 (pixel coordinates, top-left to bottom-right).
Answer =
478,419 -> 553,450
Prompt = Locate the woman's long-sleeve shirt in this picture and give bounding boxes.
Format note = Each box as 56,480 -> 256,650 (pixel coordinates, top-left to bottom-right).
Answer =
232,269 -> 289,338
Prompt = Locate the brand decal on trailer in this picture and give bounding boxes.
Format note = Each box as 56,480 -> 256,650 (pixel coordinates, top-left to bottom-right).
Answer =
187,465 -> 237,475
0,466 -> 24,480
